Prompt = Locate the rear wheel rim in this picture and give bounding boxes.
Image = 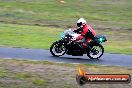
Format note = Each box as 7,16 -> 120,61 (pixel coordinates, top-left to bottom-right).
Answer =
89,46 -> 103,58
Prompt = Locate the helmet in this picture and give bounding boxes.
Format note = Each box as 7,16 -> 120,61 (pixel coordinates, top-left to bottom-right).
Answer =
77,18 -> 86,27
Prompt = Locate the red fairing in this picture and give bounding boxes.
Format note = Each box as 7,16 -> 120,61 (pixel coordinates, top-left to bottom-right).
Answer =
77,24 -> 96,42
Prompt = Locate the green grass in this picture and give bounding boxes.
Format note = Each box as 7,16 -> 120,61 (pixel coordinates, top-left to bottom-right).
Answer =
104,41 -> 132,54
0,0 -> 132,28
0,23 -> 61,49
0,23 -> 132,54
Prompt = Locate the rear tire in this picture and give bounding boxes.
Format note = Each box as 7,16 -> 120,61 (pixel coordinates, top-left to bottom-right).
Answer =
87,44 -> 104,59
50,41 -> 66,57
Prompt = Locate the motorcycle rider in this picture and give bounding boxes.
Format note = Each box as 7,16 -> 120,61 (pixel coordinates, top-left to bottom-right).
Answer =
73,18 -> 96,47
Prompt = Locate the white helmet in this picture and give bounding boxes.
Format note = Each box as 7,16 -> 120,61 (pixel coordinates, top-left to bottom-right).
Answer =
77,18 -> 86,27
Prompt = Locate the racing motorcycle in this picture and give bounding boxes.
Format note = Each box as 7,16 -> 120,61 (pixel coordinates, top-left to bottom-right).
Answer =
50,29 -> 107,59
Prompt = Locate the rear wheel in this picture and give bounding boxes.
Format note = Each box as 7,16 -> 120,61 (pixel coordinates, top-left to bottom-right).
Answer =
87,44 -> 104,59
50,41 -> 66,57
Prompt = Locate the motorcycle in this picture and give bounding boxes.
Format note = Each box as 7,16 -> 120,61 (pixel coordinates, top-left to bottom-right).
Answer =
50,29 -> 107,59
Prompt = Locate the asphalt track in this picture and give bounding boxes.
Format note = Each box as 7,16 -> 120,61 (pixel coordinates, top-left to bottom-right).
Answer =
0,47 -> 132,67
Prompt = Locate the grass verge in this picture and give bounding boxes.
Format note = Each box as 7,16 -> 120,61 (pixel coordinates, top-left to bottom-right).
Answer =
0,0 -> 132,28
0,59 -> 131,88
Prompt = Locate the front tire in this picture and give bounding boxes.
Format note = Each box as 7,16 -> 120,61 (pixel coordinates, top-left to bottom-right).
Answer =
50,41 -> 66,57
87,44 -> 104,59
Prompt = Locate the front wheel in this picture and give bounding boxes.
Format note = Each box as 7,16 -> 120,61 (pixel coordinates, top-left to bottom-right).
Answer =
87,44 -> 104,59
50,41 -> 66,57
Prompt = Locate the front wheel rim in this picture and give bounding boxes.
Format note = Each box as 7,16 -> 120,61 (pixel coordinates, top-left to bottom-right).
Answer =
51,43 -> 66,56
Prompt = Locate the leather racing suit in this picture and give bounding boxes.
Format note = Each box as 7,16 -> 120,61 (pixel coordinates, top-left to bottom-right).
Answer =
73,24 -> 96,46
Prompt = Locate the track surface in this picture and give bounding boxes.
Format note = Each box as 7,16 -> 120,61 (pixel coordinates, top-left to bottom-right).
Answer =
0,47 -> 132,67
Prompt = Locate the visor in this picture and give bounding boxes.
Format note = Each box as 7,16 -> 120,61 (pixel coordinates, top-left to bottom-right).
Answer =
77,22 -> 82,27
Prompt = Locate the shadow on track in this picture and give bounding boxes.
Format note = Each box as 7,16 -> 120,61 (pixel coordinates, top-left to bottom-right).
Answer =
49,56 -> 103,64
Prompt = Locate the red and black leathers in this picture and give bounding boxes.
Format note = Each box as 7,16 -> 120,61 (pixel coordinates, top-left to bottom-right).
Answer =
74,24 -> 96,42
